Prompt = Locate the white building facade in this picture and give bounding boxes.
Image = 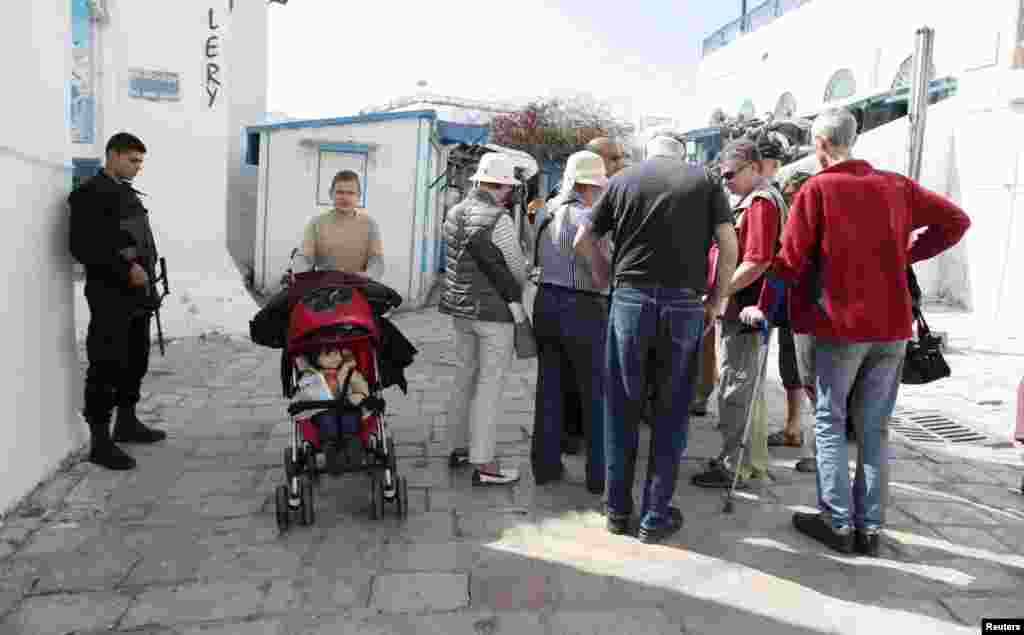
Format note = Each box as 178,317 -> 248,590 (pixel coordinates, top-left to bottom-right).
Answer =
1,1 -> 84,515
66,0 -> 270,343
691,0 -> 1024,336
1,0 -> 269,514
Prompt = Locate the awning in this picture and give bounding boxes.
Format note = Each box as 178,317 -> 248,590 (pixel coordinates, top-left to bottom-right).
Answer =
437,121 -> 490,146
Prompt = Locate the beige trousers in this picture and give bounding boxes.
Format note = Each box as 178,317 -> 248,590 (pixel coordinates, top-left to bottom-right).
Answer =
446,317 -> 515,464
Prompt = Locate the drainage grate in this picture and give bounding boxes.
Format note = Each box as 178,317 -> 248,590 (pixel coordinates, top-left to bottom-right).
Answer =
890,408 -> 990,445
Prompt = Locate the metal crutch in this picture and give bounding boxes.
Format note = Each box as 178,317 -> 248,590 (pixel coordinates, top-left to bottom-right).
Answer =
723,318 -> 772,514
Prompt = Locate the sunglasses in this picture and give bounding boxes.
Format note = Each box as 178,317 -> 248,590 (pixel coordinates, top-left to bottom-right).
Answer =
721,164 -> 751,181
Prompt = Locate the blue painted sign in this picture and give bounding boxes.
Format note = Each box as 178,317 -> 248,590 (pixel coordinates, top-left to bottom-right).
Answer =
128,69 -> 182,102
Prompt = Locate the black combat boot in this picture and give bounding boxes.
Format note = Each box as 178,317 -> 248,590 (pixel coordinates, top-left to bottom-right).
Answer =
87,414 -> 136,470
112,405 -> 167,443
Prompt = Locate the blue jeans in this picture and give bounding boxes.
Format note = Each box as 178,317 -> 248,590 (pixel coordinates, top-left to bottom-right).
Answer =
813,338 -> 907,531
604,286 -> 704,529
531,285 -> 607,488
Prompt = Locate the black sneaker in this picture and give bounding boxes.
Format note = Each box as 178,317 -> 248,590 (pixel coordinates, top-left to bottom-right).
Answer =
792,512 -> 854,554
854,529 -> 881,557
323,440 -> 343,476
689,402 -> 708,417
533,462 -> 565,485
606,512 -> 633,535
449,448 -> 470,468
691,464 -> 740,489
561,436 -> 582,456
794,457 -> 817,473
341,436 -> 365,472
638,507 -> 684,544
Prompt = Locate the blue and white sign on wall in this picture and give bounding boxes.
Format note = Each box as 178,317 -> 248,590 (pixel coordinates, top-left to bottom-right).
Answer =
128,69 -> 182,102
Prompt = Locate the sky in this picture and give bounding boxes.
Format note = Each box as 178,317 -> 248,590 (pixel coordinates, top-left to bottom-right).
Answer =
266,1 -> 743,123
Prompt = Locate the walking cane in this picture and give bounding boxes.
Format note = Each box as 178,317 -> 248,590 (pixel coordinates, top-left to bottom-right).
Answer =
723,317 -> 772,514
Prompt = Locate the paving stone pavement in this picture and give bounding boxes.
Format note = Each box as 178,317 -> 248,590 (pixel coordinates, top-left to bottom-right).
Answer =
1,307 -> 1022,634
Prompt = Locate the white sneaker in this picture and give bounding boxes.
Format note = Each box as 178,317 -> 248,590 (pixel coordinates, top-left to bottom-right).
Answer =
472,467 -> 520,486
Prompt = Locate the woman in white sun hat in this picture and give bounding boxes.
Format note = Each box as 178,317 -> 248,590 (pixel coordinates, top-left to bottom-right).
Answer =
439,152 -> 530,486
530,150 -> 610,493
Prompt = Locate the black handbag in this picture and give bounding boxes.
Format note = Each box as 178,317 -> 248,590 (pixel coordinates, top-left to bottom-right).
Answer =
902,307 -> 950,384
514,319 -> 537,359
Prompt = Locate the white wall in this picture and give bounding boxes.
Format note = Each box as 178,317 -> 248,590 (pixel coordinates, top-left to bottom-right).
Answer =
0,2 -> 84,514
71,0 -> 268,340
695,0 -> 1024,327
695,0 -> 1013,121
952,99 -> 1024,331
407,119 -> 443,306
843,98 -> 970,304
225,0 -> 269,301
254,117 -> 426,305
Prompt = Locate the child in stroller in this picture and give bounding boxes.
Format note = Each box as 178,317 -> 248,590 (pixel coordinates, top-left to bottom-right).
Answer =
270,271 -> 410,532
293,345 -> 373,475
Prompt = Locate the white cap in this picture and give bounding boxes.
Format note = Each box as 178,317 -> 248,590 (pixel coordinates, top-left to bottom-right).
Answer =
469,152 -> 521,186
564,150 -> 608,188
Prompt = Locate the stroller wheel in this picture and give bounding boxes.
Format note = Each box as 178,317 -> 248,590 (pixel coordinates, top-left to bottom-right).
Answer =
369,473 -> 384,520
275,485 -> 290,533
397,475 -> 409,519
299,474 -> 315,526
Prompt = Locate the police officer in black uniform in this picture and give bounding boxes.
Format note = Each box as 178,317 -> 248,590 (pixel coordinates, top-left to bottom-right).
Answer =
69,132 -> 166,470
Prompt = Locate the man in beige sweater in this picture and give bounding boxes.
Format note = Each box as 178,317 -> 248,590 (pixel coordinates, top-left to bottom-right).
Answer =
296,170 -> 385,279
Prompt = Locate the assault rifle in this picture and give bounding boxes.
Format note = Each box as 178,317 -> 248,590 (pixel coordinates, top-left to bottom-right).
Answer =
150,257 -> 170,355
118,250 -> 172,356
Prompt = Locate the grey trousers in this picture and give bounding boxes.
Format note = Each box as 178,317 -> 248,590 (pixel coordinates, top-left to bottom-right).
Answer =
716,321 -> 770,477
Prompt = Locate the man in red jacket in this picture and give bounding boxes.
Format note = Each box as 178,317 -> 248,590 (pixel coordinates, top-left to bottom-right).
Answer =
692,139 -> 786,490
745,107 -> 970,556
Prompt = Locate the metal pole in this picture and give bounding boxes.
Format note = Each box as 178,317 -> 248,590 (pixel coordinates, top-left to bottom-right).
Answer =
907,27 -> 935,181
741,0 -> 749,32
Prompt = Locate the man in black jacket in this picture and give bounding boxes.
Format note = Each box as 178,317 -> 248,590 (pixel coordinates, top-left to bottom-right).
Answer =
70,132 -> 166,470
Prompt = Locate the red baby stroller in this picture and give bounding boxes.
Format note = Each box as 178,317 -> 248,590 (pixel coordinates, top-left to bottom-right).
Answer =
268,269 -> 409,532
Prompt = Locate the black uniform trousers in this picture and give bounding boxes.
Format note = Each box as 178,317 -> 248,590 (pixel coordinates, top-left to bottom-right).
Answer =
83,293 -> 152,422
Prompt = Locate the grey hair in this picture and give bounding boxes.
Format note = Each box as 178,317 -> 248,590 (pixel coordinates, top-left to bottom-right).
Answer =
646,135 -> 685,159
811,107 -> 858,150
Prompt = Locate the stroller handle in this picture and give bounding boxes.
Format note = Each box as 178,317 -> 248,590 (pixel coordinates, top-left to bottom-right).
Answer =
287,396 -> 386,417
